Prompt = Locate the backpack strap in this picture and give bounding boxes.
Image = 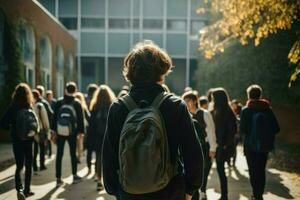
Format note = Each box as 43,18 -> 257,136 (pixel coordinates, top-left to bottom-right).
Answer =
151,92 -> 171,108
120,95 -> 138,112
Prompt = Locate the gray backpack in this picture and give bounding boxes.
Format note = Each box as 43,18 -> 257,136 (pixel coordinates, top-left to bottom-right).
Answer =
119,92 -> 176,194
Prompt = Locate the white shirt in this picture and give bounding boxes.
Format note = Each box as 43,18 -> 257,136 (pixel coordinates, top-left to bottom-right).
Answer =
203,109 -> 218,152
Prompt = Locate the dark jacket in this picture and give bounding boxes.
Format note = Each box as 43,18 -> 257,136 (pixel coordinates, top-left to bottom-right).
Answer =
53,95 -> 84,135
240,99 -> 280,151
102,84 -> 204,200
211,107 -> 237,161
0,103 -> 31,141
86,107 -> 108,151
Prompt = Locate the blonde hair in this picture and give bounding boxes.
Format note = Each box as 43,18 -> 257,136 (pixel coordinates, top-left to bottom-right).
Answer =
90,85 -> 116,111
74,92 -> 88,112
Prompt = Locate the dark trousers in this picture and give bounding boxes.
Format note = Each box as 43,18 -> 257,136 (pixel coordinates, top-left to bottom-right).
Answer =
192,142 -> 212,200
86,149 -> 95,170
245,150 -> 268,200
216,147 -> 228,198
12,140 -> 33,192
55,135 -> 77,178
33,140 -> 46,170
95,149 -> 102,177
47,139 -> 52,157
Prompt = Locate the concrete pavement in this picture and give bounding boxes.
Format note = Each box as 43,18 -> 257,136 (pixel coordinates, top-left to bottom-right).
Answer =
0,145 -> 299,200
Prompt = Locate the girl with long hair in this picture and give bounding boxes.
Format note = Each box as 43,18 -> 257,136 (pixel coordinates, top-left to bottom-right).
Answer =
87,84 -> 116,191
211,88 -> 237,200
0,83 -> 38,200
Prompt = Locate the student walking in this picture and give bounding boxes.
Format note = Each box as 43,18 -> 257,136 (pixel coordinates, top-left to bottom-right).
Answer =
87,84 -> 116,191
53,82 -> 85,186
32,90 -> 50,172
37,86 -> 54,158
0,83 -> 39,200
240,85 -> 280,200
182,91 -> 217,200
74,92 -> 90,164
211,88 -> 237,200
102,40 -> 204,200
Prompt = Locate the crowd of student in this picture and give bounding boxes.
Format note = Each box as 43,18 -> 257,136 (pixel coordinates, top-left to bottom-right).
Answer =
0,40 -> 280,200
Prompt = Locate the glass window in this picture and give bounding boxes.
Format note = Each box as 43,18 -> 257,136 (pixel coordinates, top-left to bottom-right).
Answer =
81,0 -> 105,16
142,33 -> 163,47
56,74 -> 64,97
167,20 -> 186,31
191,20 -> 206,35
167,0 -> 187,18
56,46 -> 64,73
19,24 -> 35,65
66,54 -> 74,81
59,0 -> 78,16
133,19 -> 139,29
191,0 -> 202,18
143,19 -> 163,30
133,33 -> 140,45
40,36 -> 52,70
81,57 -> 105,88
143,0 -> 163,18
166,34 -> 187,56
133,0 -> 140,18
108,58 -> 127,90
39,0 -> 56,15
59,17 -> 77,30
108,33 -> 130,54
82,18 -> 105,29
108,0 -> 130,17
81,32 -> 105,54
109,19 -> 130,29
26,68 -> 35,88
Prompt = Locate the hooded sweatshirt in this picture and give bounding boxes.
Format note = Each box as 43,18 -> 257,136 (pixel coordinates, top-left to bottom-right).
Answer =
240,98 -> 280,152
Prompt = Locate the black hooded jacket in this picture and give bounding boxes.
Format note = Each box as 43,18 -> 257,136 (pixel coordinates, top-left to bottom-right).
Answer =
240,99 -> 280,151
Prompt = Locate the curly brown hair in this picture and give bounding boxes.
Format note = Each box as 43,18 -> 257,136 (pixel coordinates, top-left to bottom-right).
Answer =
123,40 -> 173,85
89,85 -> 116,111
12,83 -> 34,108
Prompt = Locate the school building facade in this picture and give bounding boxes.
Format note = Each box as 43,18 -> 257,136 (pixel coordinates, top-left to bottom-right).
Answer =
39,0 -> 208,93
0,0 -> 77,98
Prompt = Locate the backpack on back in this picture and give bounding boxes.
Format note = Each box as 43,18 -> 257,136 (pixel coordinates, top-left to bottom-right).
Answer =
57,100 -> 77,136
119,92 -> 176,194
16,108 -> 39,140
247,111 -> 275,153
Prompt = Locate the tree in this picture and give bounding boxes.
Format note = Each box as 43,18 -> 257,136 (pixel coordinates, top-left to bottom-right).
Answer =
197,0 -> 300,86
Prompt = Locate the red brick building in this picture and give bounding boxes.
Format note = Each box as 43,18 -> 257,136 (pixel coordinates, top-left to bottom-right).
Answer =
0,0 -> 77,98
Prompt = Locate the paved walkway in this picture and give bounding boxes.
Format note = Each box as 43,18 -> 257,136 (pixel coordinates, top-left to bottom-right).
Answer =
0,145 -> 299,200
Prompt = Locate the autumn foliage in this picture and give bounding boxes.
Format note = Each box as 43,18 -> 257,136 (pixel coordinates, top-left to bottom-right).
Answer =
198,0 -> 300,86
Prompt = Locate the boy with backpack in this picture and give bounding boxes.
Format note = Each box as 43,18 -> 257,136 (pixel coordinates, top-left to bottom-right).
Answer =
102,40 -> 204,200
53,82 -> 84,186
240,85 -> 280,200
